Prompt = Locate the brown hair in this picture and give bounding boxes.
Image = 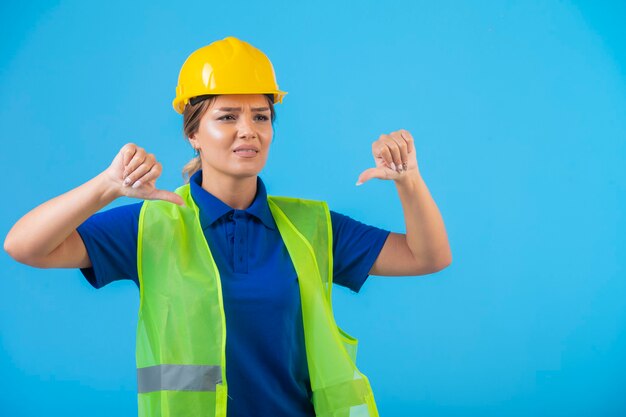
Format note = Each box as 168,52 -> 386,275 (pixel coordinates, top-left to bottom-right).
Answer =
181,94 -> 277,183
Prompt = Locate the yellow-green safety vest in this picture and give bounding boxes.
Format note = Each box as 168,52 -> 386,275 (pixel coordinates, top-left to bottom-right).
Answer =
136,183 -> 379,417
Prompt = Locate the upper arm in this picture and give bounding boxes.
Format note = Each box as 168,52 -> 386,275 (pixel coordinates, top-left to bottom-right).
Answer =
24,229 -> 92,269
20,203 -> 143,291
330,210 -> 390,293
18,229 -> 91,268
75,202 -> 143,289
369,232 -> 450,276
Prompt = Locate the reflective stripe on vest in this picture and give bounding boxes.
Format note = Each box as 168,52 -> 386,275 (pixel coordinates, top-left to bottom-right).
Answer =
137,364 -> 222,393
136,184 -> 379,417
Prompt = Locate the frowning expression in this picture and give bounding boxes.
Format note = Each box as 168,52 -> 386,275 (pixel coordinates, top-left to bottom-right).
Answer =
189,94 -> 274,180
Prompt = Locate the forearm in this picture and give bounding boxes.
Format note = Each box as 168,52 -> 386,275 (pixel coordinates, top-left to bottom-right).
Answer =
4,171 -> 120,260
394,171 -> 452,267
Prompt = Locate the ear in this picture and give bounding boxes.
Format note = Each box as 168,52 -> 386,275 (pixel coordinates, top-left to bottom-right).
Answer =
188,134 -> 198,149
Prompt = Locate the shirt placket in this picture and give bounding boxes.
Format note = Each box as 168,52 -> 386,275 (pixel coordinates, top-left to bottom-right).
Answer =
233,210 -> 248,274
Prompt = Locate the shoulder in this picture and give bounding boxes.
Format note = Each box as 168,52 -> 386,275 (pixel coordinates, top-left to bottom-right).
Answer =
79,201 -> 143,230
77,202 -> 144,246
328,209 -> 390,252
329,210 -> 371,230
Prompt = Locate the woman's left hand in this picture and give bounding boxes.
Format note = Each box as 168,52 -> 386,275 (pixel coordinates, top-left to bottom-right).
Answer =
356,129 -> 420,185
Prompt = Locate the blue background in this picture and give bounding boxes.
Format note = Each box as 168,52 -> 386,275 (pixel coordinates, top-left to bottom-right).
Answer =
1,1 -> 625,416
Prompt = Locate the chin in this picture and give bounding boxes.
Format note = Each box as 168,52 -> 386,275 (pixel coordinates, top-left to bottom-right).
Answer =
230,167 -> 263,179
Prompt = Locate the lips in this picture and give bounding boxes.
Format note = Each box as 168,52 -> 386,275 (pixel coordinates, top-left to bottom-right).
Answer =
233,145 -> 259,153
233,145 -> 259,159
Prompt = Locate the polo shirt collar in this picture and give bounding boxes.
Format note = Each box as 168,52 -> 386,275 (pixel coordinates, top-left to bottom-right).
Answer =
189,169 -> 277,230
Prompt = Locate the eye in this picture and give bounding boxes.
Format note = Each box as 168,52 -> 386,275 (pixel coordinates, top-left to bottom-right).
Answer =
218,114 -> 270,121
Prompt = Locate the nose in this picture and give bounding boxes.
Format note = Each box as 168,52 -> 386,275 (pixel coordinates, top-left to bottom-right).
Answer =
237,114 -> 258,139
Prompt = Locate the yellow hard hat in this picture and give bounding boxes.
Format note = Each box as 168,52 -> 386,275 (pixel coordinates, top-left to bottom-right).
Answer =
172,36 -> 287,114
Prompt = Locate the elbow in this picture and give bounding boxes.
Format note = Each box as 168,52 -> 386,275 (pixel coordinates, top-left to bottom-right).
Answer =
407,251 -> 452,276
4,233 -> 18,260
4,236 -> 25,264
430,252 -> 452,273
4,234 -> 37,266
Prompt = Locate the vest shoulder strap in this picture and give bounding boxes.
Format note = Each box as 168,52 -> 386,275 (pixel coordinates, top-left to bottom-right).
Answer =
267,195 -> 333,302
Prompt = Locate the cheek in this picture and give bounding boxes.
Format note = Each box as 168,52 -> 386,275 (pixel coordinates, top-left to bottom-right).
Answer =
203,123 -> 230,141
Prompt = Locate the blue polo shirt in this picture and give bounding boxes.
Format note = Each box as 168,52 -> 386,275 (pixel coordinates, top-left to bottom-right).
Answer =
76,169 -> 390,417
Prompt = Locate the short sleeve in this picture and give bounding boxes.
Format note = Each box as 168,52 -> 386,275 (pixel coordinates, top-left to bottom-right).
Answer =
76,202 -> 143,289
330,210 -> 391,293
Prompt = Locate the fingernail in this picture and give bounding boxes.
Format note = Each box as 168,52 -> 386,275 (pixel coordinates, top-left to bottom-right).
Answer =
131,180 -> 142,189
390,162 -> 396,171
402,162 -> 407,171
124,177 -> 131,186
356,180 -> 363,186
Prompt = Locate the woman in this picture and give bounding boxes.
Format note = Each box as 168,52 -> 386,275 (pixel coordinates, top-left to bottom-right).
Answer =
4,36 -> 451,417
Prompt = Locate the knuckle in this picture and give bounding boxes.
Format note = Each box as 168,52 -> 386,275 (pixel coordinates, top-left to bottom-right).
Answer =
150,165 -> 161,176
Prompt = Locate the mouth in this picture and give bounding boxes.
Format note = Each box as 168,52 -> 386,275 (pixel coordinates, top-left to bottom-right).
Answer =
233,148 -> 259,158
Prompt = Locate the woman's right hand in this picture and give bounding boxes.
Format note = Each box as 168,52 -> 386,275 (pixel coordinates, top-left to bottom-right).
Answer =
104,143 -> 185,206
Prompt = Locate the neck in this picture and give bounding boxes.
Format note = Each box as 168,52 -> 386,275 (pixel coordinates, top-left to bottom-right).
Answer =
199,166 -> 258,210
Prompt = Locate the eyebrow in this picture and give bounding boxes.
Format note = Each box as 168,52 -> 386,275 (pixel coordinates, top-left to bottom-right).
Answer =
214,107 -> 270,112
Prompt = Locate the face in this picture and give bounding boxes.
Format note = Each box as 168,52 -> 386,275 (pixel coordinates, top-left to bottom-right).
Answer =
189,94 -> 273,180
